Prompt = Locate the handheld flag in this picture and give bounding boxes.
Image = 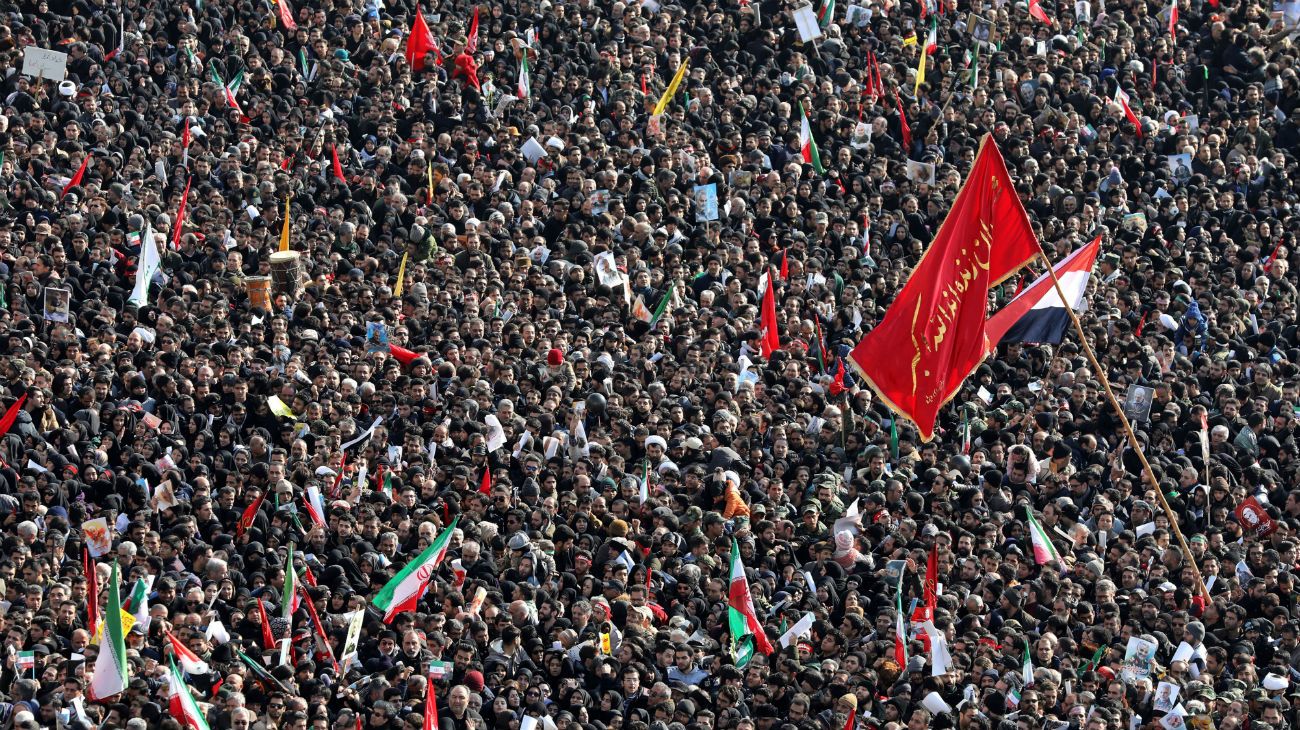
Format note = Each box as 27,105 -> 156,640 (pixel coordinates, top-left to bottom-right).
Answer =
276,0 -> 298,30
1023,641 -> 1035,687
760,268 -> 780,358
257,599 -> 275,650
88,562 -> 129,701
279,544 -> 297,665
372,516 -> 461,623
237,491 -> 266,537
896,94 -> 912,152
425,683 -> 441,730
394,251 -> 410,297
167,631 -> 211,675
466,6 -> 481,54
985,235 -> 1101,346
848,135 -> 1039,440
1168,0 -> 1178,40
0,394 -> 27,438
85,548 -> 100,634
652,58 -> 690,116
518,53 -> 531,99
727,539 -> 774,667
167,659 -> 212,730
1114,87 -> 1142,137
171,176 -> 193,249
278,196 -> 291,252
62,154 -> 91,199
304,485 -> 327,528
330,144 -> 347,183
129,223 -> 159,308
893,580 -> 908,667
798,103 -> 825,174
1026,506 -> 1062,565
406,11 -> 437,71
478,467 -> 492,495
1029,0 -> 1053,24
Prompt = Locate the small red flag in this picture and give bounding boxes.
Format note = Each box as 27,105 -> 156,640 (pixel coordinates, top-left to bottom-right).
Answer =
330,144 -> 347,183
830,359 -> 847,396
171,175 -> 193,249
1114,87 -> 1142,137
182,118 -> 191,149
425,683 -> 440,730
896,93 -> 912,152
924,544 -> 939,611
760,267 -> 780,358
62,154 -> 91,199
406,11 -> 437,71
84,547 -> 99,634
844,708 -> 856,730
257,598 -> 275,650
466,7 -> 481,54
1264,238 -> 1284,273
0,394 -> 27,437
276,0 -> 298,31
1168,0 -> 1178,40
236,490 -> 266,537
780,249 -> 789,280
1029,0 -> 1052,24
1136,310 -> 1149,337
280,155 -> 293,171
389,343 -> 420,366
479,467 -> 492,494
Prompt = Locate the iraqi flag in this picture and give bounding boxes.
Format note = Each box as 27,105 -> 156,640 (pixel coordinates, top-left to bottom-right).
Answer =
168,659 -> 212,730
372,516 -> 460,623
984,235 -> 1101,347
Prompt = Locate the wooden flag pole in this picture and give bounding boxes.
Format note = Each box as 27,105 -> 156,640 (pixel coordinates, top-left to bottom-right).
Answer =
1035,250 -> 1211,603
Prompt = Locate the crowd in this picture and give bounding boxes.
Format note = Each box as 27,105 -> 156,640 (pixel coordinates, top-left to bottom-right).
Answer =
1,0 -> 1300,728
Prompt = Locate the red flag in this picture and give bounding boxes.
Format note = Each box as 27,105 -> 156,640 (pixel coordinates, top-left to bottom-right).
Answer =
236,490 -> 266,537
276,0 -> 298,31
1114,87 -> 1142,137
298,584 -> 340,673
466,7 -> 481,54
0,394 -> 27,437
478,467 -> 492,495
896,94 -> 912,152
1264,238 -> 1284,273
331,453 -> 347,498
844,708 -> 856,730
406,11 -> 437,71
780,249 -> 789,280
390,343 -> 420,366
1136,310 -> 1149,337
872,52 -> 886,100
84,547 -> 99,634
171,176 -> 193,249
1168,0 -> 1178,40
425,682 -> 440,730
280,155 -> 293,171
182,118 -> 191,149
924,544 -> 938,611
257,598 -> 275,650
848,135 -> 1039,441
302,564 -> 317,587
760,268 -> 780,358
829,359 -> 847,396
62,154 -> 90,199
1029,0 -> 1053,24
330,144 -> 347,183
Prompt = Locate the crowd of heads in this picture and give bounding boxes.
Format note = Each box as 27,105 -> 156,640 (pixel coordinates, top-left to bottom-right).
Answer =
0,0 -> 1299,729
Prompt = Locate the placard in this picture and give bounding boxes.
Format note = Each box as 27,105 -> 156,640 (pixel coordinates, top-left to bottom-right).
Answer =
22,47 -> 68,81
793,5 -> 824,41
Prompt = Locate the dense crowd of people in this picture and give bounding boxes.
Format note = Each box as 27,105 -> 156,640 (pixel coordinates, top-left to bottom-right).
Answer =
1,0 -> 1299,728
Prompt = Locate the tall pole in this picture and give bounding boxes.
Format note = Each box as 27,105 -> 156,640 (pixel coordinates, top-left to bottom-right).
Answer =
1036,251 -> 1211,603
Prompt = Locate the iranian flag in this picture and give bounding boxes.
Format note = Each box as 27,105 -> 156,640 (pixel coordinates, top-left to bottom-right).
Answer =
125,576 -> 154,630
727,539 -> 774,668
304,485 -> 327,528
798,103 -> 825,174
1026,507 -> 1061,565
373,516 -> 461,623
894,583 -> 907,667
88,562 -> 129,701
1114,87 -> 1142,137
518,54 -> 531,99
278,544 -> 297,665
167,630 -> 210,675
168,658 -> 212,730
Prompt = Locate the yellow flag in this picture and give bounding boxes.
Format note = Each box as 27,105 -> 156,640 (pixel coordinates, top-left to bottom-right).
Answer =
652,59 -> 690,116
278,196 -> 291,252
393,251 -> 409,297
426,160 -> 435,203
914,47 -> 927,96
91,610 -> 136,645
600,631 -> 613,655
267,394 -> 297,420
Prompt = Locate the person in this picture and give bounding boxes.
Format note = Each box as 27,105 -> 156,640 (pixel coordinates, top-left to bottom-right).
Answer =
1,0 -> 1300,730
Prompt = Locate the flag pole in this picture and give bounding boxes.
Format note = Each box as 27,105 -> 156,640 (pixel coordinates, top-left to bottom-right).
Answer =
1035,250 -> 1210,603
